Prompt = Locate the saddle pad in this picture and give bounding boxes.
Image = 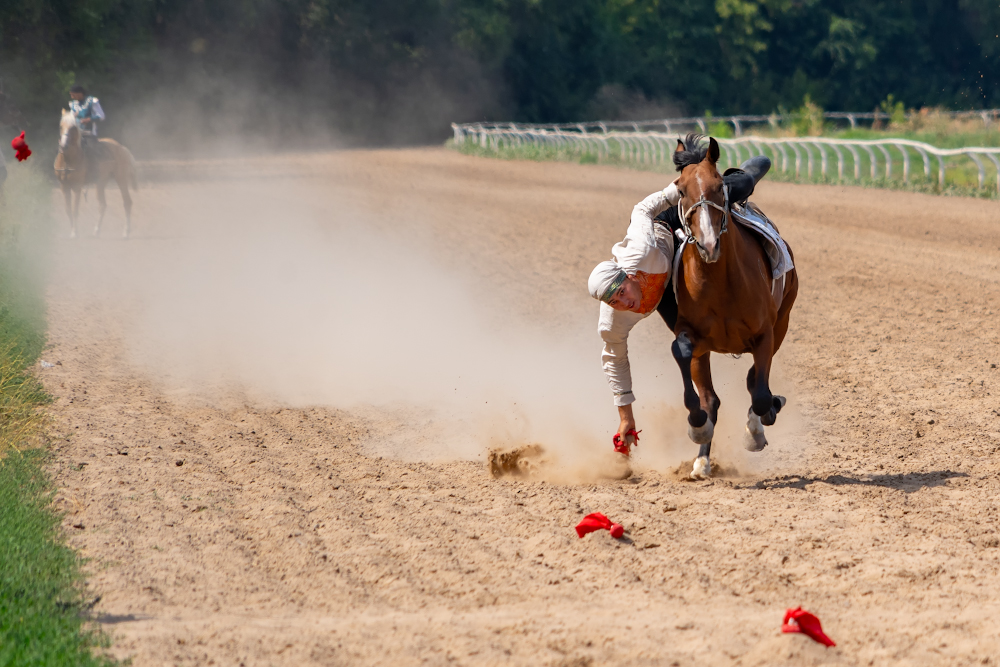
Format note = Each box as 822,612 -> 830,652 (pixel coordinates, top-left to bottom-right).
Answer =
730,201 -> 794,280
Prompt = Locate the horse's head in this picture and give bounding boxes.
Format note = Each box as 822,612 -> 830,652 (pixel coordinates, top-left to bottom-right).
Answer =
673,133 -> 728,264
59,109 -> 80,152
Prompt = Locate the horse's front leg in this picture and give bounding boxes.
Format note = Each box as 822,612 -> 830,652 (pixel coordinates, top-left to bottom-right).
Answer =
72,188 -> 83,232
743,330 -> 786,451
671,332 -> 711,478
689,353 -> 720,478
94,181 -> 107,236
62,185 -> 76,238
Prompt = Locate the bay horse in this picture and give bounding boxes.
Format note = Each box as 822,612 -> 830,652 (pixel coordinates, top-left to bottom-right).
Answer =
669,134 -> 798,479
54,109 -> 137,238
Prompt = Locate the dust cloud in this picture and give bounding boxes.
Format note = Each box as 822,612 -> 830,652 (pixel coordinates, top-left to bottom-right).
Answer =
108,177 -> 624,468
66,160 -> 803,477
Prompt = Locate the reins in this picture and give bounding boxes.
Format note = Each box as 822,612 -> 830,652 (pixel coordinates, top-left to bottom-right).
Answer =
676,183 -> 730,252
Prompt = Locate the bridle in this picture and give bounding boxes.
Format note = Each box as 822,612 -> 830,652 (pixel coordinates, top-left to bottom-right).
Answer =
677,183 -> 730,250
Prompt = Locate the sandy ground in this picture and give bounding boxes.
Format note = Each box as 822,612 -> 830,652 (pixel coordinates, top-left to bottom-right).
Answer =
38,148 -> 1000,666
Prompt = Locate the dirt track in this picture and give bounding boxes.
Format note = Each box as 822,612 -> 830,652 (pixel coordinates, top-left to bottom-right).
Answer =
40,148 -> 1000,666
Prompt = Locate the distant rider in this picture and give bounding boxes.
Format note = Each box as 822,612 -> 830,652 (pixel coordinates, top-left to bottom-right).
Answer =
587,153 -> 771,457
68,84 -> 105,160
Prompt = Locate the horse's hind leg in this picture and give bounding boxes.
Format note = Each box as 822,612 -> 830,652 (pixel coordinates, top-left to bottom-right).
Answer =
62,186 -> 76,238
690,353 -> 720,478
117,175 -> 132,238
743,331 -> 785,452
72,188 -> 83,237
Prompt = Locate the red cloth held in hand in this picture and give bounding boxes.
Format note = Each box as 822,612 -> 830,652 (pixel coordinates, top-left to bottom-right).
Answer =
782,607 -> 836,647
575,512 -> 625,539
612,428 -> 641,456
11,132 -> 31,162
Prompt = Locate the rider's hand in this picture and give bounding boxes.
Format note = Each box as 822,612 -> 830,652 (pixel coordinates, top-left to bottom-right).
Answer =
81,118 -> 91,124
617,404 -> 637,445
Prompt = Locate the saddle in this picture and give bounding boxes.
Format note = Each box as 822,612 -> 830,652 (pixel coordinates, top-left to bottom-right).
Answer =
81,138 -> 113,183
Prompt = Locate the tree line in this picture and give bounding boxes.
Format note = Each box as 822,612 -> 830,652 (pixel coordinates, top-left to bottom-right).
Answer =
1,0 -> 998,154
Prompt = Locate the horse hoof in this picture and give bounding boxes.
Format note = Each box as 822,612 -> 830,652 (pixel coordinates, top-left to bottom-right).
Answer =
773,395 -> 787,412
743,423 -> 768,452
688,419 -> 714,445
691,456 -> 711,479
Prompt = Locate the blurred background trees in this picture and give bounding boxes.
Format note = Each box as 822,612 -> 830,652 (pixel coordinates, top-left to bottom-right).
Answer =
1,0 -> 998,153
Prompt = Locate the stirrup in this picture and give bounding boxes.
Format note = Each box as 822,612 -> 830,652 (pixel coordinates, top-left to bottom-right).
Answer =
612,429 -> 641,456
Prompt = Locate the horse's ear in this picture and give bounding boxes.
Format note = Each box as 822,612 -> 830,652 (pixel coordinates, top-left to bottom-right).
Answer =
708,137 -> 720,164
676,139 -> 687,154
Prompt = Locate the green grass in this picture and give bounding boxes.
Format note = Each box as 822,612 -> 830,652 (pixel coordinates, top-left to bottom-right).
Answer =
0,452 -> 116,667
0,164 -> 118,666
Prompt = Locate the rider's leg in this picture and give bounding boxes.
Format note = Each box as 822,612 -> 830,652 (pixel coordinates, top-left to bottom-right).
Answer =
723,155 -> 772,202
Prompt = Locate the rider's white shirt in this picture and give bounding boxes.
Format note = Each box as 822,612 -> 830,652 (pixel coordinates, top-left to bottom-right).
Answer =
598,183 -> 680,407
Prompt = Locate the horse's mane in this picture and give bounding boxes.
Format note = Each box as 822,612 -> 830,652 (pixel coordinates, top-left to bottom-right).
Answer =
672,133 -> 709,172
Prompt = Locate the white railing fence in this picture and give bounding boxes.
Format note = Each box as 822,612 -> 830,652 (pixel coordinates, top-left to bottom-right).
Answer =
452,124 -> 1000,191
455,108 -> 1000,137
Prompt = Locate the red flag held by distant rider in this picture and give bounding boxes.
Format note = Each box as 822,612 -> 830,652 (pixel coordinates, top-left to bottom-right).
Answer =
11,132 -> 31,162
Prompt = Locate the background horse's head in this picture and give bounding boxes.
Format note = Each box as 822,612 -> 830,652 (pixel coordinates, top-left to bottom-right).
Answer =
673,133 -> 726,263
59,109 -> 81,152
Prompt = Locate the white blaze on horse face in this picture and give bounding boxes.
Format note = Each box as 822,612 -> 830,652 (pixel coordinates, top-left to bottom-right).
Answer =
698,207 -> 716,253
694,172 -> 718,257
59,113 -> 77,149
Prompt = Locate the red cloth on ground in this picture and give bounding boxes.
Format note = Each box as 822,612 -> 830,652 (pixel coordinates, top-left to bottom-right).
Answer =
575,512 -> 625,539
11,132 -> 31,162
782,607 -> 836,647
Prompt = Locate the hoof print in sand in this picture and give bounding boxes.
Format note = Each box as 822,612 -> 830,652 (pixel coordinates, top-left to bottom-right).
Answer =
488,444 -> 548,479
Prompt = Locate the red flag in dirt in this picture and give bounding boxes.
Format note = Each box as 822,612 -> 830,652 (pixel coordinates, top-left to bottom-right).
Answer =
782,607 -> 836,647
575,512 -> 625,539
11,132 -> 31,162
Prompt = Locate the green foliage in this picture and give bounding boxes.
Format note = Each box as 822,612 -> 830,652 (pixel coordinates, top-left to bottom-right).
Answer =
789,95 -> 825,136
879,94 -> 907,127
1,0 -> 998,147
706,111 -> 735,139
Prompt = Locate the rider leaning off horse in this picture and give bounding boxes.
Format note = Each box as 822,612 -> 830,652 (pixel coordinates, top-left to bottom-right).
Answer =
588,141 -> 772,459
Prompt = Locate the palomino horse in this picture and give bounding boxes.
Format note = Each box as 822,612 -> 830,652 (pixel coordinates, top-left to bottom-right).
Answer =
669,134 -> 798,479
54,109 -> 137,238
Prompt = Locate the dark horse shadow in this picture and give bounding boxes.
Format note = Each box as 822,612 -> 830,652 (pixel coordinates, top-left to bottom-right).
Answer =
745,470 -> 968,493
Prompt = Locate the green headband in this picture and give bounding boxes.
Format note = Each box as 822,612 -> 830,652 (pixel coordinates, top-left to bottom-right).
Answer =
600,270 -> 627,303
